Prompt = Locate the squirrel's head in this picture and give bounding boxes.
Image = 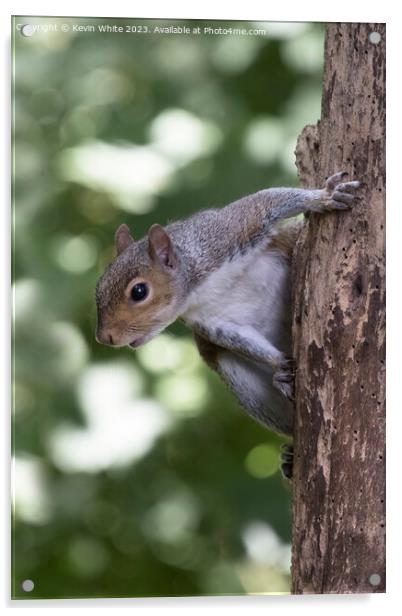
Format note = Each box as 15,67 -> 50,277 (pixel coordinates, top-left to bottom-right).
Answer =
95,223 -> 186,349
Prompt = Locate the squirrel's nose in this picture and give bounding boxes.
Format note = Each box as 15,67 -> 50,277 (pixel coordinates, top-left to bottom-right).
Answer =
96,328 -> 115,346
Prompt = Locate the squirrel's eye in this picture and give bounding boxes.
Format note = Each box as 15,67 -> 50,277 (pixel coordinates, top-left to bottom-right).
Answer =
131,282 -> 148,302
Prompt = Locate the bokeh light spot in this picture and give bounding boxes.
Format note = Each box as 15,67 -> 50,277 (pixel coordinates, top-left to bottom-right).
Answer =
281,29 -> 325,72
245,443 -> 279,478
149,108 -> 222,164
242,520 -> 291,570
53,234 -> 98,274
57,140 -> 175,213
243,117 -> 285,165
68,537 -> 110,578
48,321 -> 89,381
142,491 -> 200,543
13,279 -> 42,323
136,333 -> 201,374
155,373 -> 208,416
49,363 -> 168,472
212,37 -> 261,74
13,456 -> 52,525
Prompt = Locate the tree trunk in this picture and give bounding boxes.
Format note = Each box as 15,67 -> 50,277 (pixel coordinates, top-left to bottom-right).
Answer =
291,23 -> 385,594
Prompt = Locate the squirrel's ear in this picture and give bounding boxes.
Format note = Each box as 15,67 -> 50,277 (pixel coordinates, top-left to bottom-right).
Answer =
148,224 -> 176,269
115,224 -> 134,255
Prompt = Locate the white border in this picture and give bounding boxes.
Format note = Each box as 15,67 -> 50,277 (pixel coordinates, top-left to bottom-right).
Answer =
2,0 -> 400,614
2,0 -> 393,23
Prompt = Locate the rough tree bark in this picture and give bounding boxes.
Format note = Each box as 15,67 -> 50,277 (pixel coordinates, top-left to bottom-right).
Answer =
291,23 -> 385,594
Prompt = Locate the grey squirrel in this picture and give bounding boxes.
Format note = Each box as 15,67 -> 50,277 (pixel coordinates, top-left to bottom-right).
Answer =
95,171 -> 361,478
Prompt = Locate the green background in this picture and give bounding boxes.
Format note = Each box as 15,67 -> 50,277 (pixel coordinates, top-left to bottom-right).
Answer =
12,16 -> 324,598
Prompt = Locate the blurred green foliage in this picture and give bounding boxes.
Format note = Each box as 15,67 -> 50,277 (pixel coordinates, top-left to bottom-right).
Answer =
12,16 -> 324,598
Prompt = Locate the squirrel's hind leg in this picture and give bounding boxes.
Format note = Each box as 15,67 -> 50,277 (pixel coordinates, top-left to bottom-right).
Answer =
193,332 -> 294,436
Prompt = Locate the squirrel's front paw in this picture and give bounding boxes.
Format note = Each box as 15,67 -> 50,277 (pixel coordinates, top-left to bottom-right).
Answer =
273,357 -> 295,401
322,171 -> 361,211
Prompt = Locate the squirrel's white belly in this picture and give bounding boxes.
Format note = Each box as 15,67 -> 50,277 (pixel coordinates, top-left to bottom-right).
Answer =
182,243 -> 291,351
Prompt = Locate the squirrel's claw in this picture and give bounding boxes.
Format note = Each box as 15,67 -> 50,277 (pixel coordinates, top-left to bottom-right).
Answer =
280,443 -> 293,480
325,171 -> 349,191
273,357 -> 295,401
323,172 -> 362,211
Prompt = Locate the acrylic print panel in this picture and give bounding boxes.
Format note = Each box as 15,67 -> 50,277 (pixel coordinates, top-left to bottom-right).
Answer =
11,16 -> 385,599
